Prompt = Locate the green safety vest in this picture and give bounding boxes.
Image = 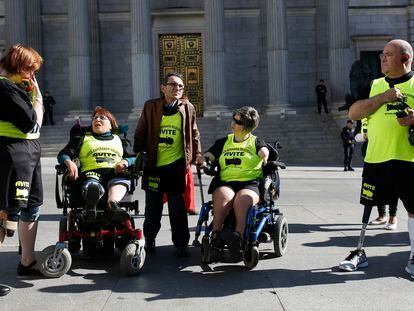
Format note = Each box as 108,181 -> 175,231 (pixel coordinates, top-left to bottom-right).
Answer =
219,134 -> 263,182
365,76 -> 414,163
78,134 -> 123,173
0,76 -> 39,139
156,111 -> 184,167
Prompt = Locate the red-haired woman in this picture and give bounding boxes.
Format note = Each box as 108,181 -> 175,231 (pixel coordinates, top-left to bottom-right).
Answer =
0,44 -> 44,276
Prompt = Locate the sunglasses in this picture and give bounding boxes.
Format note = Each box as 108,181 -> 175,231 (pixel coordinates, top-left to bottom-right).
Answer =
232,116 -> 244,126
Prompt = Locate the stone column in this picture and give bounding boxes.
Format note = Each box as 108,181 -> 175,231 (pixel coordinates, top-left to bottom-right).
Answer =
5,0 -> 27,46
203,0 -> 228,118
27,0 -> 43,86
68,0 -> 91,111
328,0 -> 351,103
130,0 -> 153,117
266,0 -> 289,115
408,3 -> 414,46
89,0 -> 102,108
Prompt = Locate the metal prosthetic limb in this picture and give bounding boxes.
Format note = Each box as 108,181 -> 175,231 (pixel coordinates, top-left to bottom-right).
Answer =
356,205 -> 373,250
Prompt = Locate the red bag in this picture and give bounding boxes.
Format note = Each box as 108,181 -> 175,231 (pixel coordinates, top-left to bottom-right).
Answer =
163,165 -> 196,213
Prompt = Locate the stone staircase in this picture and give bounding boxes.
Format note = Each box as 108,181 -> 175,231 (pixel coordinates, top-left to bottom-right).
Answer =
39,108 -> 363,166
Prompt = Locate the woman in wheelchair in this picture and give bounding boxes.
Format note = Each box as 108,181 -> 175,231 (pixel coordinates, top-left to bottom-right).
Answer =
203,106 -> 269,254
57,106 -> 136,220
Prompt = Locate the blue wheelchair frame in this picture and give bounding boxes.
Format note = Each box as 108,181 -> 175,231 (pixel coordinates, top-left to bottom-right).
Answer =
195,143 -> 288,269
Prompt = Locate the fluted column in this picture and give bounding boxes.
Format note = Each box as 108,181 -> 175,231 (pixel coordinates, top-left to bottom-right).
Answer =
203,0 -> 228,117
266,0 -> 289,114
131,0 -> 152,113
328,0 -> 351,102
27,0 -> 43,86
68,0 -> 91,111
5,0 -> 27,46
408,4 -> 414,46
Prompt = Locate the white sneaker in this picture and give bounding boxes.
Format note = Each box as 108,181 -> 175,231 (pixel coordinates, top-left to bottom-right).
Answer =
339,249 -> 368,271
405,257 -> 414,279
384,221 -> 397,230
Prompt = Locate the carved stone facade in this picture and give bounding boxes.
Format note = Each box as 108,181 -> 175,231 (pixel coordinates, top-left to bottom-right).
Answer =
0,0 -> 412,117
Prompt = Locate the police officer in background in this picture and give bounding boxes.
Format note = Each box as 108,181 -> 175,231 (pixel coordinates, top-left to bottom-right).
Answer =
341,120 -> 355,171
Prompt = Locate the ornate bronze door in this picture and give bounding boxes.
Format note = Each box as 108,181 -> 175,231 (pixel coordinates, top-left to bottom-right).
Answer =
159,34 -> 204,116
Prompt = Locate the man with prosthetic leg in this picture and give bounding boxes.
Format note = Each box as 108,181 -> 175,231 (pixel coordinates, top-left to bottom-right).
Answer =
339,39 -> 414,279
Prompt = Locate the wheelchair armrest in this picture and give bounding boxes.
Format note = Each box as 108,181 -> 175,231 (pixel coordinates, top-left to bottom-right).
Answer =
264,160 -> 286,171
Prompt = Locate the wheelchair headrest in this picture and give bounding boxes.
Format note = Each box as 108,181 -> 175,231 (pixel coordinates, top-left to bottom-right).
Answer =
118,124 -> 129,135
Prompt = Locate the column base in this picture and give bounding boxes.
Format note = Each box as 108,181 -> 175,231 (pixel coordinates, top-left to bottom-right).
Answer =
128,107 -> 143,121
63,110 -> 92,122
266,106 -> 296,118
203,106 -> 231,120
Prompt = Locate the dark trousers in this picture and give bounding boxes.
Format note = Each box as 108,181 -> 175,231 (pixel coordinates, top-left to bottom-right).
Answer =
377,198 -> 398,217
44,109 -> 54,125
317,96 -> 328,114
143,190 -> 189,247
343,144 -> 354,168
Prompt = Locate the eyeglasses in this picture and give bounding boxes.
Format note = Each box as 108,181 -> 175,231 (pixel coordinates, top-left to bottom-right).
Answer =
166,82 -> 185,90
93,115 -> 109,121
379,53 -> 394,60
232,116 -> 244,126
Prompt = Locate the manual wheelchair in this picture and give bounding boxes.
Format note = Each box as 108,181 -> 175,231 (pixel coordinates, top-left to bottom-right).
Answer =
37,153 -> 147,278
194,142 -> 288,269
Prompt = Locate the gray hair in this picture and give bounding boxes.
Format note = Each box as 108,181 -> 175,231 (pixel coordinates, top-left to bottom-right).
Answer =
162,72 -> 183,84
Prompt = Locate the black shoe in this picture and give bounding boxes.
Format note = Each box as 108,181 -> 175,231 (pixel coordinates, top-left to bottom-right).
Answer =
17,261 -> 42,276
221,230 -> 242,254
145,239 -> 156,254
0,285 -> 11,296
343,167 -> 348,171
211,230 -> 225,248
348,167 -> 355,171
176,245 -> 190,258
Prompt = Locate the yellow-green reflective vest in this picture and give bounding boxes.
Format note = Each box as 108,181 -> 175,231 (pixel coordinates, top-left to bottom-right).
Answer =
219,134 -> 263,182
78,134 -> 123,173
156,112 -> 184,167
365,76 -> 414,163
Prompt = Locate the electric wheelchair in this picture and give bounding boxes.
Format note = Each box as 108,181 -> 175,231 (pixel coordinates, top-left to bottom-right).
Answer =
193,142 -> 288,269
37,152 -> 147,278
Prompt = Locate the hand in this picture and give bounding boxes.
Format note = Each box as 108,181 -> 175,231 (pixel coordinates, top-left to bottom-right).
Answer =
382,87 -> 403,103
31,76 -> 43,103
397,108 -> 414,126
115,159 -> 128,173
65,159 -> 78,180
195,155 -> 204,167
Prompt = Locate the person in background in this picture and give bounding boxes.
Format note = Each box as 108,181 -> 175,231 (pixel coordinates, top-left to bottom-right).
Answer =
341,120 -> 355,171
315,79 -> 328,114
43,91 -> 56,125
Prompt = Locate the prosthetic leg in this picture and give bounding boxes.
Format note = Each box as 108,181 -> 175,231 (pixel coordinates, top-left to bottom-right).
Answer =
339,205 -> 372,271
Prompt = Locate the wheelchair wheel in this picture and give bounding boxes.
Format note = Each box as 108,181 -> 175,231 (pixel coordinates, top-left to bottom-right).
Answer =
201,236 -> 211,264
120,242 -> 145,276
39,245 -> 72,278
243,245 -> 259,269
273,215 -> 288,257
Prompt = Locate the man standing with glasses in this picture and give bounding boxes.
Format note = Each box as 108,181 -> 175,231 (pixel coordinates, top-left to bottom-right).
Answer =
134,72 -> 203,257
339,39 -> 414,280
